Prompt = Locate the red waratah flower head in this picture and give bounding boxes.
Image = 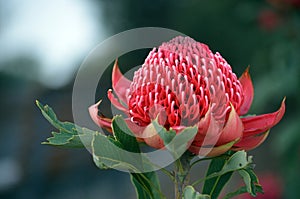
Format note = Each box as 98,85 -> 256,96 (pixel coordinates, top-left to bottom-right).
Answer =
89,36 -> 285,157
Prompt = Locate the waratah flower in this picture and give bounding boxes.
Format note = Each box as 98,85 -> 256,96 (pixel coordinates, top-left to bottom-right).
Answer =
89,36 -> 285,157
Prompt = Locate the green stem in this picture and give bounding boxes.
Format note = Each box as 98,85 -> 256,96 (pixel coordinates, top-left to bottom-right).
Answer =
174,152 -> 194,199
148,161 -> 175,182
138,173 -> 167,199
190,157 -> 214,169
191,171 -> 221,187
160,167 -> 175,182
191,176 -> 207,187
190,154 -> 230,169
209,175 -> 221,196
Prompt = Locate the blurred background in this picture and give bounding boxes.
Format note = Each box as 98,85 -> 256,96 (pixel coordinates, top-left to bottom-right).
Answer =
0,0 -> 299,198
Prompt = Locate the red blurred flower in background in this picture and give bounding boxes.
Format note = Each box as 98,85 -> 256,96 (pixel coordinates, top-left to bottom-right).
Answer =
89,36 -> 285,156
267,0 -> 300,8
258,9 -> 281,31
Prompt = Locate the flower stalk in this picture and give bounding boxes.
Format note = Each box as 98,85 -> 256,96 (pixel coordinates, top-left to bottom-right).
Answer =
174,152 -> 194,199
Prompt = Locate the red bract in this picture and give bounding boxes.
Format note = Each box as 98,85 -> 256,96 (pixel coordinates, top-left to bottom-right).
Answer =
89,36 -> 285,156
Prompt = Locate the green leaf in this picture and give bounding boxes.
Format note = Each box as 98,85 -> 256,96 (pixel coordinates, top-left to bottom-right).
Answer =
112,115 -> 140,153
92,133 -> 142,172
37,101 -> 165,199
36,100 -> 76,135
92,129 -> 165,198
223,185 -> 263,199
202,155 -> 231,199
110,117 -> 166,199
37,101 -> 142,171
131,174 -> 152,199
201,151 -> 253,199
168,126 -> 198,158
110,115 -> 163,171
43,131 -> 82,147
210,172 -> 233,199
131,172 -> 164,199
36,100 -> 93,148
112,115 -> 164,198
92,132 -> 160,172
222,151 -> 252,173
239,170 -> 252,193
152,119 -> 198,158
183,186 -> 211,199
238,168 -> 264,197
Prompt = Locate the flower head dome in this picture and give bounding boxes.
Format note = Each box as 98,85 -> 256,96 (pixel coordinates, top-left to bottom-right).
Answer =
127,37 -> 244,129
